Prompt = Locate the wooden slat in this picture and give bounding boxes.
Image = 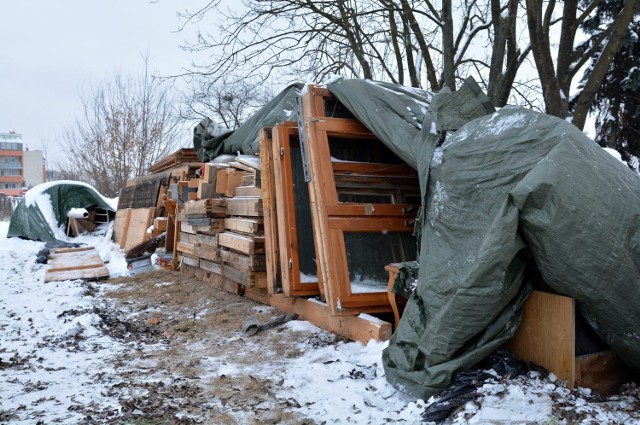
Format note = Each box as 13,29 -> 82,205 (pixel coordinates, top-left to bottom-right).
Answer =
223,217 -> 263,235
176,241 -> 196,257
220,248 -> 266,271
259,127 -> 280,294
195,243 -> 219,262
226,197 -> 263,217
218,232 -> 265,255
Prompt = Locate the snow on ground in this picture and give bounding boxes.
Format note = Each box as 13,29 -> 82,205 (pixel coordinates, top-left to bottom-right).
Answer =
1,220 -> 640,424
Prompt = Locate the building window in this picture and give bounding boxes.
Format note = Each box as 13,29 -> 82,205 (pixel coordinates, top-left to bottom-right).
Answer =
0,142 -> 23,151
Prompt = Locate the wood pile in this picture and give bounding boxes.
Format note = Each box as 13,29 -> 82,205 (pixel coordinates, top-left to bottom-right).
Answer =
174,159 -> 267,290
148,148 -> 201,173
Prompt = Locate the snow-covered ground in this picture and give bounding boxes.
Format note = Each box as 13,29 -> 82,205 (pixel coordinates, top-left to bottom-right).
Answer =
1,220 -> 639,424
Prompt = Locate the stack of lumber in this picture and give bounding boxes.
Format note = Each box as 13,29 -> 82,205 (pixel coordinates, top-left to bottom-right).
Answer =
176,157 -> 267,289
148,148 -> 201,173
176,198 -> 226,268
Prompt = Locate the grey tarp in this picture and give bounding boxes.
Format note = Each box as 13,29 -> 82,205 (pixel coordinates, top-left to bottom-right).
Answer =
193,83 -> 304,161
327,77 -> 640,399
8,181 -> 115,242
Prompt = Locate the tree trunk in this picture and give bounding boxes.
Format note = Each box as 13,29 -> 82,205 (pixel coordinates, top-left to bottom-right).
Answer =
572,0 -> 639,130
526,0 -> 568,118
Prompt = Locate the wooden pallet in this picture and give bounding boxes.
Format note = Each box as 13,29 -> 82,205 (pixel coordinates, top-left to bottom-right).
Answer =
45,247 -> 109,282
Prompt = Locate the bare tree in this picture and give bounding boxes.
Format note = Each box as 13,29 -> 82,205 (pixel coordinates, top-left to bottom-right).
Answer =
180,76 -> 274,130
178,0 -> 532,103
525,0 -> 639,128
59,64 -> 181,197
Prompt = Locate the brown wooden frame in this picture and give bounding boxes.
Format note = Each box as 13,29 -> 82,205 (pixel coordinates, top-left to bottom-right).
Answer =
271,122 -> 321,297
301,85 -> 419,315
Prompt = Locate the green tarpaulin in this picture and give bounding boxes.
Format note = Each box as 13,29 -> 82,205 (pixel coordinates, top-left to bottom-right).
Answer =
8,181 -> 115,242
327,77 -> 640,399
193,83 -> 303,162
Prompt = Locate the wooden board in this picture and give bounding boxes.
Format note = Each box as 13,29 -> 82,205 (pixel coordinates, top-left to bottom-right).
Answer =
179,254 -> 199,268
45,247 -> 109,282
114,208 -> 155,252
179,231 -> 198,245
223,217 -> 263,235
176,241 -> 196,257
195,243 -> 219,262
220,248 -> 266,271
505,291 -> 576,385
218,232 -> 265,255
196,233 -> 218,247
226,197 -> 263,217
243,292 -> 392,344
183,198 -> 226,217
234,185 -> 262,197
259,127 -> 281,294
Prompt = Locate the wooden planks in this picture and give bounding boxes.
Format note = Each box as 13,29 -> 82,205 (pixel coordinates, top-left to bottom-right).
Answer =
113,208 -> 155,252
45,247 -> 109,282
218,232 -> 265,255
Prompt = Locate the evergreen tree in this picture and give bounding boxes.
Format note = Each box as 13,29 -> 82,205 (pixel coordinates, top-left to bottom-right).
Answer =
577,0 -> 640,171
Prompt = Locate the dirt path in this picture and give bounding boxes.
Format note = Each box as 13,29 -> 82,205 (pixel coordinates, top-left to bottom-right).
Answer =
75,270 -> 340,424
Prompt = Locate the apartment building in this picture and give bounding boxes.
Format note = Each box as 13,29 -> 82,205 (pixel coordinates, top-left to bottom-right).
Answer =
23,148 -> 46,189
0,132 -> 24,196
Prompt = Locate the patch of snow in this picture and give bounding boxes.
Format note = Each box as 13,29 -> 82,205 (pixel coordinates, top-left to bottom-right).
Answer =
604,147 -> 625,163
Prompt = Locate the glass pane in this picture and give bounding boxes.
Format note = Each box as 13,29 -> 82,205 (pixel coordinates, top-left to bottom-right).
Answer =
344,231 -> 417,293
291,139 -> 318,283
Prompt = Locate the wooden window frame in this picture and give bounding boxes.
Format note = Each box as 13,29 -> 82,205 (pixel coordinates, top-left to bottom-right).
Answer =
301,85 -> 419,315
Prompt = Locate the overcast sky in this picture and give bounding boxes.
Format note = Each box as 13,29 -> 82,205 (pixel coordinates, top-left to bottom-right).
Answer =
0,1 -> 205,166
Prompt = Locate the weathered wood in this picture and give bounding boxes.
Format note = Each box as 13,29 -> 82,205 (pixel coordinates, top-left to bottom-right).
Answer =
182,219 -> 225,235
242,292 -> 392,344
179,232 -> 198,245
199,258 -> 221,274
220,248 -> 266,271
118,174 -> 168,209
218,232 -> 265,255
197,181 -> 216,199
45,247 -> 109,282
183,198 -> 227,217
116,208 -> 154,252
196,233 -> 218,247
148,148 -> 201,173
234,185 -> 262,197
505,291 -> 576,385
178,254 -> 199,268
154,217 -> 168,232
259,127 -> 280,294
226,197 -> 263,217
195,243 -> 219,262
223,217 -> 263,235
176,241 -> 196,257
216,169 -> 251,197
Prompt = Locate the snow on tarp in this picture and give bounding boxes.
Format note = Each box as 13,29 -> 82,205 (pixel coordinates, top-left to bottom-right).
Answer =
327,77 -> 640,399
8,181 -> 116,242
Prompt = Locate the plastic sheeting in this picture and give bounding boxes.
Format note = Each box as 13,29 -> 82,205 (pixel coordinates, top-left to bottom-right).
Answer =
193,83 -> 303,161
327,77 -> 640,399
8,181 -> 115,242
